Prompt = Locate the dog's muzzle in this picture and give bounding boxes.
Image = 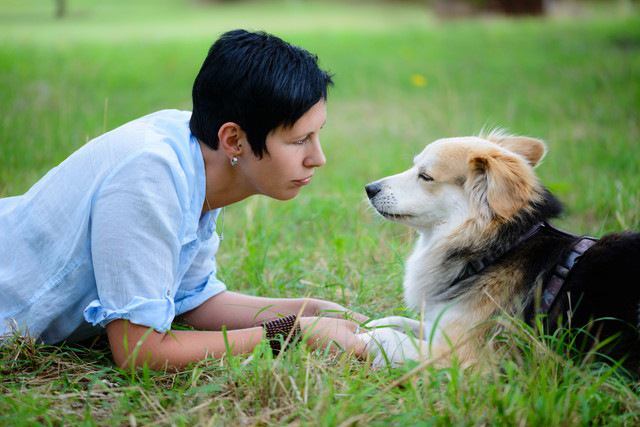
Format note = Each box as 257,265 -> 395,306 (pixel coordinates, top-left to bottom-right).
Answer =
365,182 -> 382,199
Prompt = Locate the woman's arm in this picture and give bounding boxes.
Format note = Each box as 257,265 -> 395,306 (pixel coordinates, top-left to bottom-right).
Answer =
106,316 -> 366,370
106,319 -> 262,369
180,290 -> 368,331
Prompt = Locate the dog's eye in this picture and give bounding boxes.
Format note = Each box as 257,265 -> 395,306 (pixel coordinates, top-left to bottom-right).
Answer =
418,173 -> 433,182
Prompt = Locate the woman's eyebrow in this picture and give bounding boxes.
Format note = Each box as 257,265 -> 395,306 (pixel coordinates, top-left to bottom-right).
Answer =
291,120 -> 327,140
290,131 -> 312,141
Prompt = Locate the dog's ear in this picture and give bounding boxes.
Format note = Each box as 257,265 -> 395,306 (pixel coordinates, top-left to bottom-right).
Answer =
486,135 -> 546,168
467,149 -> 538,220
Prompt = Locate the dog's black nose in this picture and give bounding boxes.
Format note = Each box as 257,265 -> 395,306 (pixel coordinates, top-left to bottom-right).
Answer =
365,182 -> 382,199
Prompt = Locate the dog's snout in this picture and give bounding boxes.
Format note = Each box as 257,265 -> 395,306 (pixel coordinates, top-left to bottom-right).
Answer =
365,182 -> 382,199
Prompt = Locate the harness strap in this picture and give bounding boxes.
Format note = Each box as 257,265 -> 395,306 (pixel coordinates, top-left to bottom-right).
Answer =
449,221 -> 598,318
450,222 -> 544,288
539,237 -> 598,314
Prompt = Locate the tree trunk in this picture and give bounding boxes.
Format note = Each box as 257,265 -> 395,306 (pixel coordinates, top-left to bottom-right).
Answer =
494,0 -> 546,15
55,0 -> 66,19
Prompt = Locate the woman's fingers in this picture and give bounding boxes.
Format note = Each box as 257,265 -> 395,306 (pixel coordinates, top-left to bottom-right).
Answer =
298,317 -> 366,355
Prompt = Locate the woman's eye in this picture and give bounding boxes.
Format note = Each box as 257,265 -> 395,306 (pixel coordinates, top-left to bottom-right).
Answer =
419,173 -> 433,182
295,136 -> 311,145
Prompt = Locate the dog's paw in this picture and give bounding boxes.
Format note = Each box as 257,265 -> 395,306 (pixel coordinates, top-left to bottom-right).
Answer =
358,328 -> 425,369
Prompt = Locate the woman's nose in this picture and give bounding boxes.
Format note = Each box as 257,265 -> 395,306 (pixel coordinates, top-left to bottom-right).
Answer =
304,140 -> 326,168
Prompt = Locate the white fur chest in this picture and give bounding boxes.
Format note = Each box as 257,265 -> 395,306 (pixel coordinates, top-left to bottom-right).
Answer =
402,233 -> 466,313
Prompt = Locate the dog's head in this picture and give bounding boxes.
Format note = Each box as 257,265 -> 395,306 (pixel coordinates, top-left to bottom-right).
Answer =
366,131 -> 547,231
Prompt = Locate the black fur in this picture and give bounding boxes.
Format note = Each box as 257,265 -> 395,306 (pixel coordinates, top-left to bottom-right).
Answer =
552,232 -> 640,368
446,186 -> 640,370
445,189 -> 563,263
442,188 -> 564,300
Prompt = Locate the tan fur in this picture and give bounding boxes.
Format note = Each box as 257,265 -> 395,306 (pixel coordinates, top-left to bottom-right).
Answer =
364,132 -> 551,368
469,147 -> 542,220
433,265 -> 526,366
428,144 -> 469,183
483,132 -> 547,167
427,322 -> 482,368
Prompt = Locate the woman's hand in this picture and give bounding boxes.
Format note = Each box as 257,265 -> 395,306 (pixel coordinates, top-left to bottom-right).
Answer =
308,299 -> 369,324
298,316 -> 367,357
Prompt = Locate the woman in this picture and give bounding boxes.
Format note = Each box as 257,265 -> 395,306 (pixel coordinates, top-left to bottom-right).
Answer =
0,29 -> 371,369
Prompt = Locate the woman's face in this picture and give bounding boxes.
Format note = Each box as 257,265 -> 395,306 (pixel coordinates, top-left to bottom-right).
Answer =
240,100 -> 327,200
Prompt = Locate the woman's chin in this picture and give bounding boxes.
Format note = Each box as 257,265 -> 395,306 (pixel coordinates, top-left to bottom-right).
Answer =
257,183 -> 303,201
271,187 -> 301,201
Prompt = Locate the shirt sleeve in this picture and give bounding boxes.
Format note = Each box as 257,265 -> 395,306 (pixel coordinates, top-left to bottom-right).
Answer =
174,231 -> 227,316
83,148 -> 188,332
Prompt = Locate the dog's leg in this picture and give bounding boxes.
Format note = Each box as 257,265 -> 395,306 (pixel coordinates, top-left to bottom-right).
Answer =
366,316 -> 427,337
360,329 -> 478,369
358,328 -> 429,368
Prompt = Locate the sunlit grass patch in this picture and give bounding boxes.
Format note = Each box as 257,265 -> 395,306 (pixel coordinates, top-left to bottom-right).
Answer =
2,314 -> 639,425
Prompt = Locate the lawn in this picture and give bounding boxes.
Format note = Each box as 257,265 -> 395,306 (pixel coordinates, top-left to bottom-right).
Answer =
1,0 -> 640,425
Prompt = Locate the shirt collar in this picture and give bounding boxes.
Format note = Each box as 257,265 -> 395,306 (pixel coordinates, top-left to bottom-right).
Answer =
192,134 -> 220,241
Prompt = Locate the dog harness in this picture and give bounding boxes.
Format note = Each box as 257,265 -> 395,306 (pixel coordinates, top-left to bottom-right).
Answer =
450,222 -> 545,288
536,225 -> 598,315
451,222 -> 598,315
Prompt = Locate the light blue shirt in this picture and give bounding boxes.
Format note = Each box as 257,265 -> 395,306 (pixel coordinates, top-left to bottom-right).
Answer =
0,110 -> 227,344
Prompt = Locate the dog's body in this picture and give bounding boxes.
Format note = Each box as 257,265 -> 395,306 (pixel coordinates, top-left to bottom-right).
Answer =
362,131 -> 640,369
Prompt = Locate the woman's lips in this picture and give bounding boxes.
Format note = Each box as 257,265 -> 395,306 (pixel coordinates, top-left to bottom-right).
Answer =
292,175 -> 313,186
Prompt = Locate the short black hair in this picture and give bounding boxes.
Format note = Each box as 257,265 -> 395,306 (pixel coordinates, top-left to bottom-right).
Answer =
190,29 -> 333,158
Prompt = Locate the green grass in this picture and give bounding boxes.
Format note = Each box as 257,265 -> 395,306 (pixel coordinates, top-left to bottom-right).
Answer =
2,0 -> 640,425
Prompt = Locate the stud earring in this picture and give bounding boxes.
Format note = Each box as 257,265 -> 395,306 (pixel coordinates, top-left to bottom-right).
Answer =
230,156 -> 238,167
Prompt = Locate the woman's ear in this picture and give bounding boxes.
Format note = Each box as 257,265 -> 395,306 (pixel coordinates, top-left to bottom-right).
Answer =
217,122 -> 246,160
467,148 -> 539,220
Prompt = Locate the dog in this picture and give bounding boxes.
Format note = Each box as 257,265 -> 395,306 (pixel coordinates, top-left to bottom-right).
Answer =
359,130 -> 640,370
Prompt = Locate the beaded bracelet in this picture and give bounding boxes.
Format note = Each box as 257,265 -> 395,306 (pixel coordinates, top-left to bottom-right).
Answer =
261,314 -> 302,356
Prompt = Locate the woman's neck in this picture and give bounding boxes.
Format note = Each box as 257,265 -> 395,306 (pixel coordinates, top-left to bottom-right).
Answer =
199,141 -> 256,211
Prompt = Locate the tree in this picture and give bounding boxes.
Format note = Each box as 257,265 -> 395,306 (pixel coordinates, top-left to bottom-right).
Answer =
432,0 -> 548,17
55,0 -> 66,19
494,0 -> 546,15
